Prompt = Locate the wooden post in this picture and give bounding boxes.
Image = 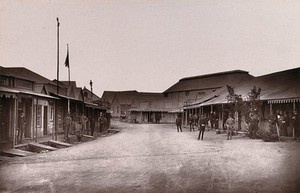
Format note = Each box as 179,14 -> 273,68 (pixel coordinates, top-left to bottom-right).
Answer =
13,98 -> 17,148
55,18 -> 60,141
36,98 -> 38,143
293,101 -> 295,139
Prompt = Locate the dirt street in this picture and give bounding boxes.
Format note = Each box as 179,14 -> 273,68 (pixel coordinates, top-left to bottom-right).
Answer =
0,121 -> 299,193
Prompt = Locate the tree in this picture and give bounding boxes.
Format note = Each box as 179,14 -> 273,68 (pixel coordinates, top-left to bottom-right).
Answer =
225,85 -> 262,131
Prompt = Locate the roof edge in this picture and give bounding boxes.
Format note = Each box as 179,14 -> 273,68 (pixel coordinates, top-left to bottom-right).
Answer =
179,70 -> 249,81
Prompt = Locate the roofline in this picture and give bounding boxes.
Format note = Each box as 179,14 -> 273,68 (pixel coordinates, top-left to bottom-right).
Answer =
164,86 -> 222,94
1,66 -> 51,83
179,70 -> 249,81
103,90 -> 138,93
256,67 -> 300,78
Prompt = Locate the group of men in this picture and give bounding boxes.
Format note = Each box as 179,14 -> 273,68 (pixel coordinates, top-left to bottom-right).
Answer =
175,114 -> 208,140
268,110 -> 300,138
63,112 -> 108,142
226,110 -> 260,140
175,111 -> 258,141
187,112 -> 219,132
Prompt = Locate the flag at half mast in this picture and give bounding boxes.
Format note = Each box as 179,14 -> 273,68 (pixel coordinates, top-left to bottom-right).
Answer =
64,44 -> 69,68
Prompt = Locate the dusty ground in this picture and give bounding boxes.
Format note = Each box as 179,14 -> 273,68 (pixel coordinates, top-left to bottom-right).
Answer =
0,121 -> 299,193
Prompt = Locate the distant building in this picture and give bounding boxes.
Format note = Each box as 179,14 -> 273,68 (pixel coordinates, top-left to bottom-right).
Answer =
128,92 -> 175,123
0,66 -> 58,149
0,66 -> 108,150
184,67 -> 300,136
101,90 -> 139,118
164,70 -> 254,124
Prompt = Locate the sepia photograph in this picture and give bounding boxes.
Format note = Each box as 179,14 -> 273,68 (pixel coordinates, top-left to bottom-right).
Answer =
0,0 -> 300,192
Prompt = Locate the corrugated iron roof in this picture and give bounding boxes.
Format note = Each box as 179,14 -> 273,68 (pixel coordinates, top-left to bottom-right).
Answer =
1,66 -> 51,84
164,70 -> 253,93
185,67 -> 300,107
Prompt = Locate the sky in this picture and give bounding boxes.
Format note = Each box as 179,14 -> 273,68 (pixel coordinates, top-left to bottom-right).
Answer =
1,0 -> 300,97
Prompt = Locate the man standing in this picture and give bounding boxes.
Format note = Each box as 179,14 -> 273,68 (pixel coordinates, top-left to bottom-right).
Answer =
211,112 -> 219,129
98,113 -> 105,133
198,115 -> 206,140
79,113 -> 88,141
90,117 -> 95,136
63,112 -> 72,141
225,113 -> 235,140
188,114 -> 194,132
249,111 -> 260,139
176,114 -> 182,132
292,110 -> 299,138
17,111 -> 25,143
193,113 -> 199,128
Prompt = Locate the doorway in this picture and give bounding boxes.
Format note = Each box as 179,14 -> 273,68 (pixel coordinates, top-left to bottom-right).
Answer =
0,96 -> 10,143
43,106 -> 48,135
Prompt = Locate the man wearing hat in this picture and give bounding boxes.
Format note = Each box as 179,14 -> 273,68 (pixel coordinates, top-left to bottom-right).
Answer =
249,110 -> 260,139
17,111 -> 26,143
63,112 -> 72,140
198,115 -> 207,140
225,113 -> 235,140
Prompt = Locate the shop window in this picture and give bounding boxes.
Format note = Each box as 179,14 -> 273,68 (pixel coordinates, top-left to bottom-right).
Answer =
37,105 -> 42,127
50,107 -> 53,120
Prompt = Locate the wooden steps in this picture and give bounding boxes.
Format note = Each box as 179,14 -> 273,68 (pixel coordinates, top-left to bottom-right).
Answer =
28,142 -> 57,152
48,140 -> 72,148
1,149 -> 36,157
108,129 -> 120,134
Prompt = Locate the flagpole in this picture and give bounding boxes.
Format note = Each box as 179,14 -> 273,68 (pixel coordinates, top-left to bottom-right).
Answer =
68,44 -> 70,84
55,17 -> 60,141
66,44 -> 70,114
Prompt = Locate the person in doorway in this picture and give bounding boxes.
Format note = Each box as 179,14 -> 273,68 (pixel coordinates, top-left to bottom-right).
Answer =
176,114 -> 182,132
63,112 -> 72,141
225,113 -> 235,140
198,115 -> 206,140
17,111 -> 26,143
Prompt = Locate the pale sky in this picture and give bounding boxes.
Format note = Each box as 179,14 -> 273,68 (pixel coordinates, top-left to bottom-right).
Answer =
1,0 -> 300,96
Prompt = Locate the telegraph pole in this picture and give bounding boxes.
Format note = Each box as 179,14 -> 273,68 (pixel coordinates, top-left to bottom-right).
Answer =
55,17 -> 60,140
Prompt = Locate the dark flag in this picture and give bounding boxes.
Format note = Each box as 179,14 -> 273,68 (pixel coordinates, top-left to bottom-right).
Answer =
64,44 -> 69,68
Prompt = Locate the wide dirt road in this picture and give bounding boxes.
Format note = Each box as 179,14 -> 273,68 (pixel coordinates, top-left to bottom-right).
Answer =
0,122 -> 299,193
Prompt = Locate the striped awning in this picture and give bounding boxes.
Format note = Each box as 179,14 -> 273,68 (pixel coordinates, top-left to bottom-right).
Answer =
268,98 -> 300,104
0,87 -> 19,98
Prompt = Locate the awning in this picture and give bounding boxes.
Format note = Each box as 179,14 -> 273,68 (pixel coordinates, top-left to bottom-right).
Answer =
0,87 -> 19,98
0,87 -> 58,99
85,102 -> 107,110
20,90 -> 59,100
184,96 -> 227,109
50,92 -> 83,102
128,108 -> 169,112
167,108 -> 184,113
268,98 -> 300,104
